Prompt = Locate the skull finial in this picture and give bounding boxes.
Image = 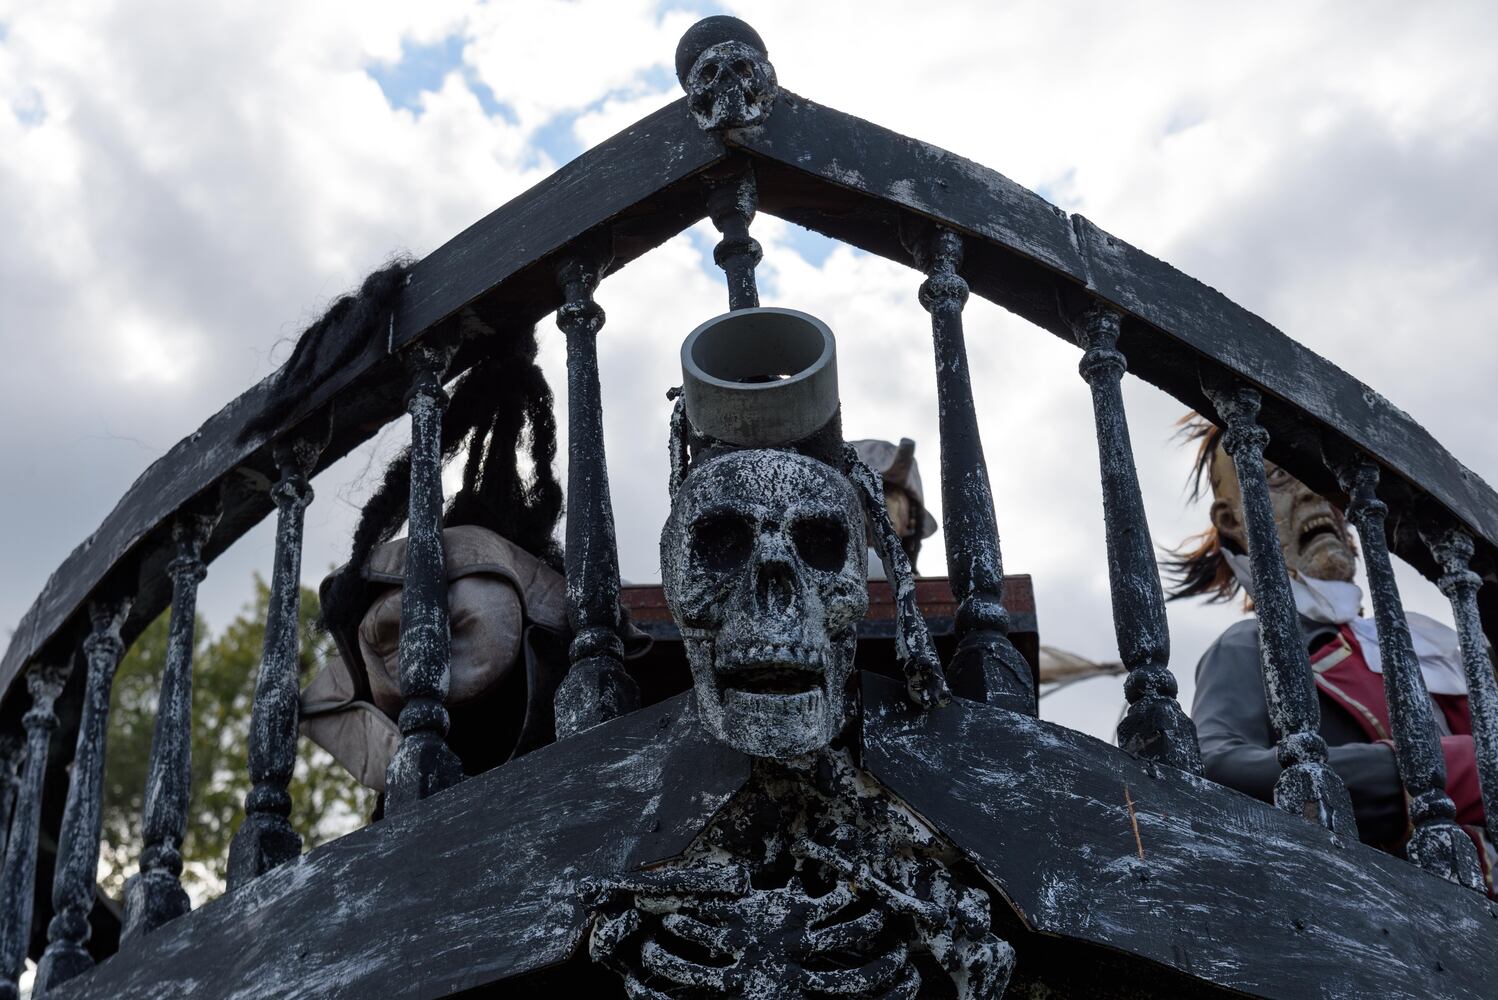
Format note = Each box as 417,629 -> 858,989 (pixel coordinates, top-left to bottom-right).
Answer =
675,16 -> 778,131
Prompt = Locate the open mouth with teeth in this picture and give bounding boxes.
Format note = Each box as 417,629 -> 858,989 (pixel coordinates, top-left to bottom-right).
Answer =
1297,511 -> 1342,553
686,636 -> 846,758
716,643 -> 826,697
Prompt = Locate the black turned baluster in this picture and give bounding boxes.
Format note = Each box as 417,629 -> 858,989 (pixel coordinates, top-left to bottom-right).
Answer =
1201,381 -> 1356,838
0,735 -> 20,865
911,227 -> 1033,714
1328,453 -> 1482,889
1075,306 -> 1201,773
36,597 -> 131,994
384,342 -> 465,813
705,162 -> 761,310
0,668 -> 64,1000
553,252 -> 639,738
227,433 -> 322,888
122,506 -> 218,940
1424,524 -> 1498,851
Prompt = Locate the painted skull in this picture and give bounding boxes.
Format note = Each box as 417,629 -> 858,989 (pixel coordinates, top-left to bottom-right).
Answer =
662,449 -> 867,758
685,40 -> 778,130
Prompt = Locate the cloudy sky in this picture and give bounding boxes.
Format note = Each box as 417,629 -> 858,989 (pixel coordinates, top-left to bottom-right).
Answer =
2,0 -> 1496,743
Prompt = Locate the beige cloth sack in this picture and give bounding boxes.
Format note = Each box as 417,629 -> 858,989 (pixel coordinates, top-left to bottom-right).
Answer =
300,525 -> 566,793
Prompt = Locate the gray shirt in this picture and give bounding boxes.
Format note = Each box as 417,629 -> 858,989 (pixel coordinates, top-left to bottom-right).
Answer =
1191,617 -> 1408,844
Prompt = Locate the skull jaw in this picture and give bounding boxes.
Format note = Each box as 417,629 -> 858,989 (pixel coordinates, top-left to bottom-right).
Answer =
715,688 -> 841,758
687,641 -> 849,759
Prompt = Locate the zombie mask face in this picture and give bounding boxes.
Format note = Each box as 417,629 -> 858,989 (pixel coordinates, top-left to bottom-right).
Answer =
662,450 -> 868,758
1209,444 -> 1357,582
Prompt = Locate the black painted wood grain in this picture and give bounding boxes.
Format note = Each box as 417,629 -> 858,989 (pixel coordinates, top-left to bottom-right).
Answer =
732,92 -> 1087,282
46,694 -> 747,1000
860,674 -> 1498,1000
41,672 -> 1498,998
392,100 -> 721,346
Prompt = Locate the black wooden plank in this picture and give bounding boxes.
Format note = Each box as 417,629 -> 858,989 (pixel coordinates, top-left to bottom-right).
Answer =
48,693 -> 748,1000
0,352 -> 402,706
3,377 -> 276,687
392,98 -> 722,344
0,99 -> 727,707
860,674 -> 1498,1000
730,92 -> 1088,284
44,670 -> 1498,998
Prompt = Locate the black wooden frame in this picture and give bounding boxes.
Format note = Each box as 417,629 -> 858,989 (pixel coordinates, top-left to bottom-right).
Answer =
41,681 -> 1498,1000
7,93 -> 1496,715
4,48 -> 1498,997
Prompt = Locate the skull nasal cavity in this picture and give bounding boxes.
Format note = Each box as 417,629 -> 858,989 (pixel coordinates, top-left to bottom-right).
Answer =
756,559 -> 799,616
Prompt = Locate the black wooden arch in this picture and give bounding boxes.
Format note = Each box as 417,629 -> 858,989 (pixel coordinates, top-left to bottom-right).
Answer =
4,16 -> 1498,999
5,81 -> 1495,715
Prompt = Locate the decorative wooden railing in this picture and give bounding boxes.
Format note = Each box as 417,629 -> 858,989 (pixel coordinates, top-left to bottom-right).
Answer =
2,15 -> 1496,1000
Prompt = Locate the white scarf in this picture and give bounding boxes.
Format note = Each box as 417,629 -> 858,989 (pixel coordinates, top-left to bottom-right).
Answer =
1222,551 -> 1468,696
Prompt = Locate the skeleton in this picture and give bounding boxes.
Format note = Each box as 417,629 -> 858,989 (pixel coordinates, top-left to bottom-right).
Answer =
685,39 -> 778,131
585,749 -> 1015,999
581,442 -> 1008,995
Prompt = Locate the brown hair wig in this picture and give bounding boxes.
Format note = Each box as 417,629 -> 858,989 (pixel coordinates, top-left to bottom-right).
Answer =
1160,414 -> 1245,603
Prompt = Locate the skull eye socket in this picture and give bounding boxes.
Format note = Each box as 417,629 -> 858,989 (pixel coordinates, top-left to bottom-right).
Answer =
689,511 -> 755,573
791,515 -> 849,572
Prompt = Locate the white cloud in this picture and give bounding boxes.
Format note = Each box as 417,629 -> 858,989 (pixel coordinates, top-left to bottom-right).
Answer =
1,0 -> 1495,747
463,0 -> 693,134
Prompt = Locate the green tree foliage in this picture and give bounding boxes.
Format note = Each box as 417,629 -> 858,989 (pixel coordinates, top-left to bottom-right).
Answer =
100,579 -> 374,899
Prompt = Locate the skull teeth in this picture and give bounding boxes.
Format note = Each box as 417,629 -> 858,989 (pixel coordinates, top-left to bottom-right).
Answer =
715,643 -> 827,697
718,643 -> 824,669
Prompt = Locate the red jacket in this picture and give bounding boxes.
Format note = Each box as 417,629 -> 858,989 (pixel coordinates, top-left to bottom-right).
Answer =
1311,625 -> 1491,887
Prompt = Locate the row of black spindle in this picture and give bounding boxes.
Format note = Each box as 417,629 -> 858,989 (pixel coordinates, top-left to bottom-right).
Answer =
698,160 -> 1498,896
0,207 -> 660,996
0,429 -> 328,996
1203,383 -> 1493,888
0,334 -> 476,996
2,158 -> 1497,998
1090,318 -> 1497,891
901,230 -> 1498,894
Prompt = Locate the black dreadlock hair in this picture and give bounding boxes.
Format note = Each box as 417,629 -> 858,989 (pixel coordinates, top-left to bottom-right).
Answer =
242,258 -> 415,442
318,308 -> 562,645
